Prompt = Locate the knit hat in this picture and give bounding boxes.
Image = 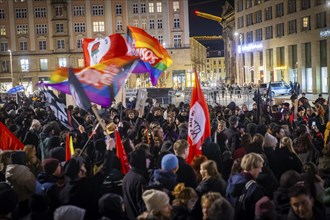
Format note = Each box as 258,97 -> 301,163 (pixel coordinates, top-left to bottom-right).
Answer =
0,182 -> 19,215
142,189 -> 169,214
63,156 -> 84,179
11,151 -> 27,165
42,158 -> 60,175
161,154 -> 178,171
49,147 -> 66,162
255,196 -> 275,219
54,205 -> 86,220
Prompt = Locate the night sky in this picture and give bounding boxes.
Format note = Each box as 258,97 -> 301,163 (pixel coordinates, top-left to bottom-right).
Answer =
188,0 -> 234,50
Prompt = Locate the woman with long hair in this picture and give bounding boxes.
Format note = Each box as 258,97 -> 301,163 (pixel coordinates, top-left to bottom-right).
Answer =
171,183 -> 198,220
295,133 -> 319,165
196,160 -> 226,196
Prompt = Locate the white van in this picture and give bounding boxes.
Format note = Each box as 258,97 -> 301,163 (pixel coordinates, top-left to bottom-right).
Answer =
259,81 -> 292,97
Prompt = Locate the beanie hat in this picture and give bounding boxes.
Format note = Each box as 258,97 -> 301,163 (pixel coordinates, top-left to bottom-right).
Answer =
63,156 -> 84,179
49,147 -> 66,162
129,149 -> 146,170
142,189 -> 169,214
11,151 -> 27,165
54,205 -> 86,220
255,196 -> 275,219
161,154 -> 178,171
42,158 -> 60,175
0,183 -> 18,215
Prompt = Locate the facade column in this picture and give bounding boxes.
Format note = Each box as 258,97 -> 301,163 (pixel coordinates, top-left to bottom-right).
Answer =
297,43 -> 304,92
312,40 -> 321,94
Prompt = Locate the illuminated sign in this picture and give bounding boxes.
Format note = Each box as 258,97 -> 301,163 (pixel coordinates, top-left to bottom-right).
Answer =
320,28 -> 330,38
238,42 -> 263,53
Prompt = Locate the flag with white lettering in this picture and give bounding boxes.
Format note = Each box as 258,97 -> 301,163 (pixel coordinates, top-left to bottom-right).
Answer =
186,71 -> 211,164
43,89 -> 73,130
40,56 -> 139,107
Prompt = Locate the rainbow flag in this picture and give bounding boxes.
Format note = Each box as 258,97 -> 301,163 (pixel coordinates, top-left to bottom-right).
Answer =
126,26 -> 172,86
41,56 -> 139,107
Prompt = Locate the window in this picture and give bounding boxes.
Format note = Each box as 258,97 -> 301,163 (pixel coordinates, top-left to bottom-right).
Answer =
133,20 -> 138,27
246,13 -> 253,26
57,39 -> 65,49
141,3 -> 146,13
93,21 -> 104,32
0,42 -> 8,52
58,57 -> 67,67
78,58 -> 84,68
56,23 -> 64,33
158,35 -> 163,44
40,59 -> 48,71
156,2 -> 162,12
173,1 -> 179,11
115,4 -> 122,15
316,0 -> 326,6
116,20 -> 123,31
316,12 -> 326,28
265,7 -> 272,20
39,40 -> 46,50
236,0 -> 243,12
16,8 -> 27,18
277,47 -> 285,66
0,26 -> 5,35
255,10 -> 262,23
174,18 -> 180,28
149,3 -> 154,13
0,9 -> 4,19
35,7 -> 46,18
276,23 -> 284,37
141,19 -> 146,29
246,31 -> 253,43
74,23 -> 85,32
133,3 -> 138,14
16,24 -> 28,34
19,41 -> 28,51
77,39 -> 82,49
55,6 -> 63,17
265,26 -> 273,39
288,19 -> 297,34
92,5 -> 104,15
301,0 -> 310,10
2,61 -> 9,73
237,16 -> 244,28
36,24 -> 47,34
275,3 -> 284,17
149,20 -> 155,29
20,59 -> 29,72
259,51 -> 263,66
256,29 -> 262,41
246,0 -> 253,8
288,0 -> 296,14
174,34 -> 181,48
158,19 -> 163,29
302,16 -> 311,31
73,6 -> 85,16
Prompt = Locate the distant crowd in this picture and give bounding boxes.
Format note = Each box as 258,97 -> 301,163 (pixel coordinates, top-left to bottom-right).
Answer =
0,90 -> 329,220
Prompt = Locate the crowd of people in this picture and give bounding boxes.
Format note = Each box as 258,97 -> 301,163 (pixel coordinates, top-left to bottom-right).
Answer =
0,90 -> 330,220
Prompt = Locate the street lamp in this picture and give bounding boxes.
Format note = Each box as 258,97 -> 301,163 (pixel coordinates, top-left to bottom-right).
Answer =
8,49 -> 14,88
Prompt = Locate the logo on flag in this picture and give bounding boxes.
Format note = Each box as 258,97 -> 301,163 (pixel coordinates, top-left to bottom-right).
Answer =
188,102 -> 205,145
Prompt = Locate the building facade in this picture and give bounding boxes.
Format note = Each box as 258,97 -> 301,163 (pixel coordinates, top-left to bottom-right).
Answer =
205,52 -> 226,86
0,0 -> 200,93
234,0 -> 330,93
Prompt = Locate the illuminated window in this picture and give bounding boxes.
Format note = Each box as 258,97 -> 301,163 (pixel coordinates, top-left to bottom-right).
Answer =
58,57 -> 67,67
20,58 -> 29,72
302,16 -> 310,31
0,26 -> 5,35
93,21 -> 104,32
149,2 -> 154,13
173,1 -> 179,11
40,59 -> 48,71
156,2 -> 162,12
78,58 -> 84,68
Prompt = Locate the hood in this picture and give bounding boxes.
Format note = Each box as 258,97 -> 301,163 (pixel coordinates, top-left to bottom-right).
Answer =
6,164 -> 29,181
150,169 -> 177,188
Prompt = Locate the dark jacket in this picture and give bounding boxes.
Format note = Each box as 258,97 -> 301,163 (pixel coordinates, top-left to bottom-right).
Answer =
273,187 -> 291,220
269,147 -> 303,180
176,156 -> 197,188
171,204 -> 195,220
148,169 -> 177,194
196,175 -> 226,196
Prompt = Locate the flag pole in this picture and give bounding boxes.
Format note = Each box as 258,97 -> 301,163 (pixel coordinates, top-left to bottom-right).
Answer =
79,122 -> 100,156
91,106 -> 110,139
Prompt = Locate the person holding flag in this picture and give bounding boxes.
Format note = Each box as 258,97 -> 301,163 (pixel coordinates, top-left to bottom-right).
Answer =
186,70 -> 211,164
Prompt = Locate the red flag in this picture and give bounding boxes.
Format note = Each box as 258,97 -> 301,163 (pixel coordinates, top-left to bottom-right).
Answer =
186,71 -> 211,164
115,130 -> 130,174
0,122 -> 24,151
